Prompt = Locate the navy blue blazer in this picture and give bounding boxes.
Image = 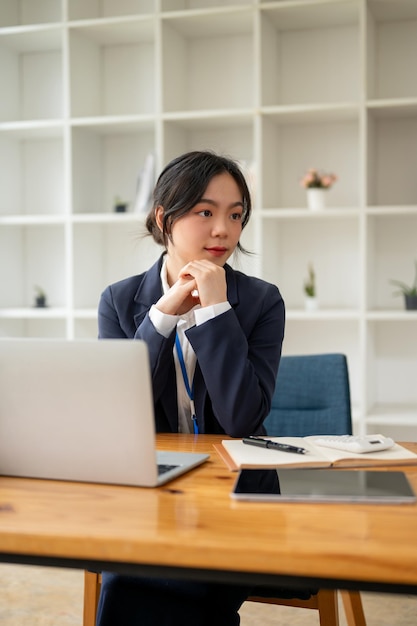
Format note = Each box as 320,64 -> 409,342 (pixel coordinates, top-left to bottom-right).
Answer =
98,255 -> 285,437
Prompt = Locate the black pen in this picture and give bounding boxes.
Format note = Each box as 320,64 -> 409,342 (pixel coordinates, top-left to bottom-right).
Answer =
242,436 -> 307,455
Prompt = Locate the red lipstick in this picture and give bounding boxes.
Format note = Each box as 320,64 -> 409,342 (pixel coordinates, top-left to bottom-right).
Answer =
206,247 -> 227,257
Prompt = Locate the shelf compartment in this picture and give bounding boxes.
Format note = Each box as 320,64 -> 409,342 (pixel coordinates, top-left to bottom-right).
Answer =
366,404 -> 417,441
0,317 -> 67,338
260,1 -> 360,107
160,0 -> 249,11
73,309 -> 100,339
366,213 -> 417,311
261,112 -> 360,209
72,221 -> 160,309
69,18 -> 155,117
0,125 -> 64,216
162,113 -> 254,167
366,0 -> 417,100
161,8 -> 254,113
68,0 -> 155,21
73,317 -> 99,338
0,0 -> 62,27
0,26 -> 63,122
71,122 -> 155,214
365,320 -> 417,429
259,216 -> 360,310
0,223 -> 67,308
259,208 -> 360,219
366,107 -> 417,206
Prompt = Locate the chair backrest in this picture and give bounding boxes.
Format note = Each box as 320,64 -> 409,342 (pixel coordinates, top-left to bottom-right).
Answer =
263,353 -> 352,437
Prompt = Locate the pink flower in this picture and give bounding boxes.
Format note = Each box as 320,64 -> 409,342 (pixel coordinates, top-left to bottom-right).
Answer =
300,169 -> 337,189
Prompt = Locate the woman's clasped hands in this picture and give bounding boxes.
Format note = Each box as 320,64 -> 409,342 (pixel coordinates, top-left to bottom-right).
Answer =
156,259 -> 227,316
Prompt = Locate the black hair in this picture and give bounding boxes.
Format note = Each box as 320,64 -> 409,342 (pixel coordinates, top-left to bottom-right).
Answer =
145,150 -> 252,252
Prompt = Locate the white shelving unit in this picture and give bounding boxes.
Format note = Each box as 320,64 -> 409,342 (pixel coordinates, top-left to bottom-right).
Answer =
1,0 -> 416,439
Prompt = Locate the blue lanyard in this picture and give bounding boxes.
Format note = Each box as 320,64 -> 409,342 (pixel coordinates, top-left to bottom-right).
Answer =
175,333 -> 198,435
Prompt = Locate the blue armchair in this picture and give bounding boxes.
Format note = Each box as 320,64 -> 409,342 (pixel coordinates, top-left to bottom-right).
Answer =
264,353 -> 353,437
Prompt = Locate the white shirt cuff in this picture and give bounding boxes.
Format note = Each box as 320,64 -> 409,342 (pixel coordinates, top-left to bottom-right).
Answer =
194,301 -> 231,326
149,304 -> 179,338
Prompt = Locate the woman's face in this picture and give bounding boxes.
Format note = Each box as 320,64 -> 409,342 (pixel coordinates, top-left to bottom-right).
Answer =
159,172 -> 244,276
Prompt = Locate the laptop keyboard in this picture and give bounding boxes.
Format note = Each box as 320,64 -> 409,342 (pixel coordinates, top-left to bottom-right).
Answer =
157,463 -> 179,476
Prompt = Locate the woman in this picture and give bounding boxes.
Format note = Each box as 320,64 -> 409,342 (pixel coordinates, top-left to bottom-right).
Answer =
97,150 -> 285,625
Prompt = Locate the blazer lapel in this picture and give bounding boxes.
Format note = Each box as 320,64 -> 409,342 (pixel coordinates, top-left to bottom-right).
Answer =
225,263 -> 239,308
133,256 -> 164,328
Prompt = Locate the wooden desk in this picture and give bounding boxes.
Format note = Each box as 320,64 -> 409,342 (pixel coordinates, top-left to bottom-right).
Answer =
1,434 -> 417,595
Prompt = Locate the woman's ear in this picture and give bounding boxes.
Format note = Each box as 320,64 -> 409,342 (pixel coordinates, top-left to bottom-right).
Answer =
155,205 -> 164,232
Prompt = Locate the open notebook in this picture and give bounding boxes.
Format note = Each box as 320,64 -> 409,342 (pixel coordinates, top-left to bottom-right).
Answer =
0,338 -> 208,486
216,436 -> 417,471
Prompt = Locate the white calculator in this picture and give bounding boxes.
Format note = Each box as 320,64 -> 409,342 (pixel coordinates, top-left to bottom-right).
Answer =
313,434 -> 395,454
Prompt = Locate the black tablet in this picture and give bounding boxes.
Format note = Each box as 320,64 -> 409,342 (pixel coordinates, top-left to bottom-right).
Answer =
231,468 -> 416,504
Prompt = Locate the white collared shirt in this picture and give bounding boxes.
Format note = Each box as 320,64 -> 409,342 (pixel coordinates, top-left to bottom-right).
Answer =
148,257 -> 230,433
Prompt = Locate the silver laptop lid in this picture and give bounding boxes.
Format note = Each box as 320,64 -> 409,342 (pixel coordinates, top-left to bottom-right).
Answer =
0,339 -> 161,486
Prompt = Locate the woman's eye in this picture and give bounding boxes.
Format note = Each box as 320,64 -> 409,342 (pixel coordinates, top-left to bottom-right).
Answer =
197,209 -> 212,217
231,212 -> 243,221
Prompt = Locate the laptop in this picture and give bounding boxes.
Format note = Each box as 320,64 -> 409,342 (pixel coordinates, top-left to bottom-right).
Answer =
0,338 -> 208,487
231,468 -> 416,504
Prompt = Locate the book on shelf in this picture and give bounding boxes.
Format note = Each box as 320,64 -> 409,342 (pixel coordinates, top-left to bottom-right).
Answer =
215,436 -> 417,471
133,152 -> 155,214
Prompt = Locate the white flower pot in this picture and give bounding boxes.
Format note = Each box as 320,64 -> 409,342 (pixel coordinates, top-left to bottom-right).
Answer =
306,188 -> 326,211
305,296 -> 319,311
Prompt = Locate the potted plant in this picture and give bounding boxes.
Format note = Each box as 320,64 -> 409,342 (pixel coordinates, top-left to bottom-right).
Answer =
304,263 -> 318,310
34,285 -> 47,308
300,168 -> 337,211
113,195 -> 129,213
390,260 -> 417,311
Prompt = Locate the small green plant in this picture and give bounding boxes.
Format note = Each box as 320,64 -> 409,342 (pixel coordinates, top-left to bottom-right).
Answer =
390,260 -> 417,297
34,285 -> 47,308
113,195 -> 128,213
304,263 -> 316,298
